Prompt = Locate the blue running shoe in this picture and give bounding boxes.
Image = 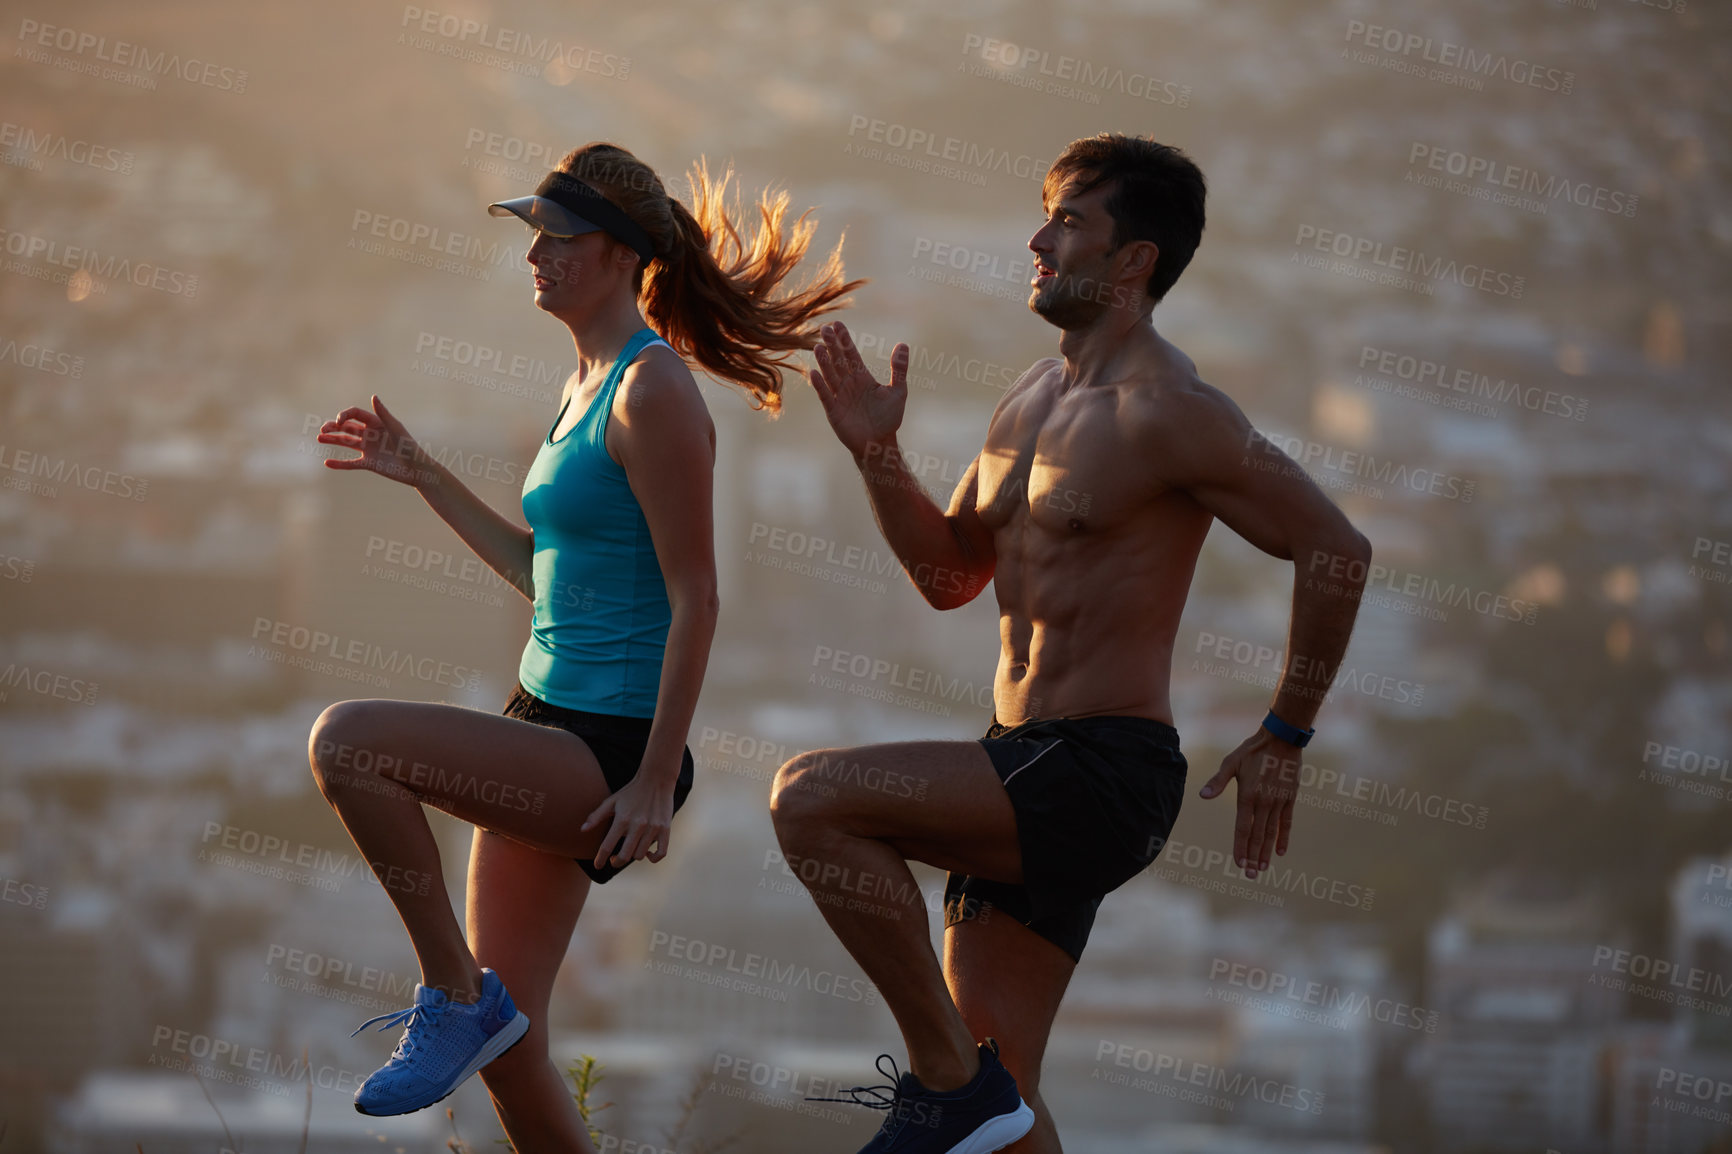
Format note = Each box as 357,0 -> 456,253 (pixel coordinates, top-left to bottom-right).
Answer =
809,1039 -> 1035,1153
349,967 -> 529,1116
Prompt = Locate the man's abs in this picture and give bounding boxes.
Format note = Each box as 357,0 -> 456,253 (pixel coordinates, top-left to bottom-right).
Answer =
989,491 -> 1211,725
972,349 -> 1213,725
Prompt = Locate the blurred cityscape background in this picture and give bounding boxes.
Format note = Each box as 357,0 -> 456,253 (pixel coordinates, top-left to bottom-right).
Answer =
1,0 -> 1729,1150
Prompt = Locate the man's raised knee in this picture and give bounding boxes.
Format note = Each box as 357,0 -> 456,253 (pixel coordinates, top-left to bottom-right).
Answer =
769,750 -> 834,829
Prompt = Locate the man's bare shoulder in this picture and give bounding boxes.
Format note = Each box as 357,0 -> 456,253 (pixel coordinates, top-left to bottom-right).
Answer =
1124,344 -> 1248,445
1002,355 -> 1063,403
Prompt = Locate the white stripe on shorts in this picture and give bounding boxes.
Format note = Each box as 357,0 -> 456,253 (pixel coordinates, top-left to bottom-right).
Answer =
1000,737 -> 1065,787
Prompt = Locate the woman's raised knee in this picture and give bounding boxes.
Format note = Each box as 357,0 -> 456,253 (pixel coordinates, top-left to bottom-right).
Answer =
307,699 -> 391,796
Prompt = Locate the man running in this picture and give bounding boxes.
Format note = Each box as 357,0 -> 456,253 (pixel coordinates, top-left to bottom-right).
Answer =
771,133 -> 1373,1153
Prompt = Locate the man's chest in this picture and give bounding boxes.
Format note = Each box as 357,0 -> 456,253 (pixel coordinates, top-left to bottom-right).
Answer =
974,387 -> 1157,533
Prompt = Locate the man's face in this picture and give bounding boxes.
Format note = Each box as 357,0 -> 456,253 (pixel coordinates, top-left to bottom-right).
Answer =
1026,179 -> 1150,329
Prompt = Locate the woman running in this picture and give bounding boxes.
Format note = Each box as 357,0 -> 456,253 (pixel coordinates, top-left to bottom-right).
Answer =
306,142 -> 860,1149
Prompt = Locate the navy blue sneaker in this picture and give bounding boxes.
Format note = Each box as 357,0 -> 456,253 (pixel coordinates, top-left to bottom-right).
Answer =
810,1039 -> 1035,1153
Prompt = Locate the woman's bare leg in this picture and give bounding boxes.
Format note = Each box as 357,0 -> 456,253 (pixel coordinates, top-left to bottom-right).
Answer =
467,826 -> 598,1153
305,697 -> 616,999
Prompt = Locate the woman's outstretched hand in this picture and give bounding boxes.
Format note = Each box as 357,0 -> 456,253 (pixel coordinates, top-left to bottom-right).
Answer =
315,395 -> 438,489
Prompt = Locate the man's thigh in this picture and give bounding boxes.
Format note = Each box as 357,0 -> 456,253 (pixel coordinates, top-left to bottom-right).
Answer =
777,739 -> 1022,884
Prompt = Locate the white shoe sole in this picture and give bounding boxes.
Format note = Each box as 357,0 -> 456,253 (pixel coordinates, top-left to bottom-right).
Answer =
355,1010 -> 530,1116
945,1099 -> 1036,1154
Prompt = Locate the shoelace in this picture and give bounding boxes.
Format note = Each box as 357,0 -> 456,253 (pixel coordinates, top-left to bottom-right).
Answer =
804,1052 -> 905,1110
350,1000 -> 446,1068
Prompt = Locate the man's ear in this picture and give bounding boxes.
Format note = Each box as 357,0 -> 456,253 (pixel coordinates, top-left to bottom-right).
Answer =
1118,239 -> 1160,284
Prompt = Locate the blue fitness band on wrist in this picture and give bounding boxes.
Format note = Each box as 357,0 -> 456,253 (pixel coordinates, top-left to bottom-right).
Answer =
1262,709 -> 1314,748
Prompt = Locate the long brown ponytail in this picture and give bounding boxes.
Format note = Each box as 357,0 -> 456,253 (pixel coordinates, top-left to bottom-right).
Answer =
557,143 -> 863,415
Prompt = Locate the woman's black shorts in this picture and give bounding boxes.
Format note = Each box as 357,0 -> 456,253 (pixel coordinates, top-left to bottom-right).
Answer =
501,681 -> 695,884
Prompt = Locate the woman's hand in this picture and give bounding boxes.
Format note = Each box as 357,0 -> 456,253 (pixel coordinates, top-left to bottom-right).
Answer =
581,765 -> 678,869
316,395 -> 439,489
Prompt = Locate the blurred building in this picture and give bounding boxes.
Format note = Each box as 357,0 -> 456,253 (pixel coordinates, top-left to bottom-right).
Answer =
1413,875 -> 1624,1153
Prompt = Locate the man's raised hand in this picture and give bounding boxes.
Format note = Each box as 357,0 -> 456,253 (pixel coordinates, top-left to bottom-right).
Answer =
806,321 -> 910,462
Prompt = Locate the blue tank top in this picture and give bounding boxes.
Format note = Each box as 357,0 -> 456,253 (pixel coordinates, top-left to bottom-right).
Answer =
518,326 -> 673,716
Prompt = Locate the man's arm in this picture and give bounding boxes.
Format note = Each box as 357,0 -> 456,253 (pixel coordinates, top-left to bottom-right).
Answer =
1154,382 -> 1373,877
807,322 -> 1018,610
855,443 -> 994,610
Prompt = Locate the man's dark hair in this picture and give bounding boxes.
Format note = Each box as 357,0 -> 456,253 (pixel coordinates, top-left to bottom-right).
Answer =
1042,134 -> 1206,306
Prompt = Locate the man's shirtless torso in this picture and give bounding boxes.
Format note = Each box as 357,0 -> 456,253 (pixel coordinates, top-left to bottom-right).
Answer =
967,332 -> 1216,728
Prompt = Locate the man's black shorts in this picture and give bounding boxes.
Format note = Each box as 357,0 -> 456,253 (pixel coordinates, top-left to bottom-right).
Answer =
943,713 -> 1186,964
501,681 -> 694,884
